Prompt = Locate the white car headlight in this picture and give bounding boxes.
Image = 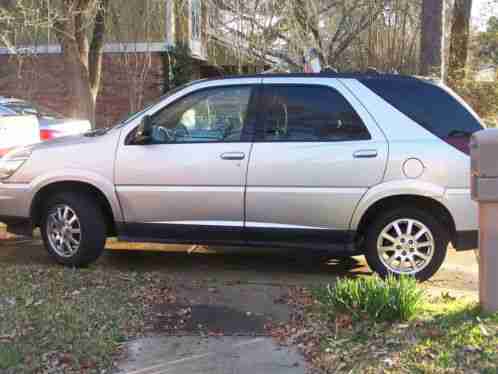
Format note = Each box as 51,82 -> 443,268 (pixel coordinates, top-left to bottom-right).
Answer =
0,146 -> 33,180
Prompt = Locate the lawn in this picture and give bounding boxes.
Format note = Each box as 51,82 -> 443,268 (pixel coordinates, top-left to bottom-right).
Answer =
0,260 -> 175,373
273,283 -> 498,374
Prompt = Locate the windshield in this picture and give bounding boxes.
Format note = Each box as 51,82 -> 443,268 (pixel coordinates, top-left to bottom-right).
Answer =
114,81 -> 201,129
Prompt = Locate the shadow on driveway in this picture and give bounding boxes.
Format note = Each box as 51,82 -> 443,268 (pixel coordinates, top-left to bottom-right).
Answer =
0,238 -> 369,286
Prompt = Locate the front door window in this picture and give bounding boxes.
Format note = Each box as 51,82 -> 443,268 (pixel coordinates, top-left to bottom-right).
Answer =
149,86 -> 253,143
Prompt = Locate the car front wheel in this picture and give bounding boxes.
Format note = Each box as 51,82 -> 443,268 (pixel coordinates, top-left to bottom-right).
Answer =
364,208 -> 449,282
41,192 -> 106,267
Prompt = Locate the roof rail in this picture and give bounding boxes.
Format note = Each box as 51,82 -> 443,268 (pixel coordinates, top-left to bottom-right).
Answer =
200,71 -> 420,82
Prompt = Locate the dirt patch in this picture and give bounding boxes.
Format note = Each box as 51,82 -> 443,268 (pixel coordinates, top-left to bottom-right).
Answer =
152,303 -> 269,335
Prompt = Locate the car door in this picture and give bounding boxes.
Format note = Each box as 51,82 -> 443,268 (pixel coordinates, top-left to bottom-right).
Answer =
115,81 -> 260,243
245,78 -> 388,246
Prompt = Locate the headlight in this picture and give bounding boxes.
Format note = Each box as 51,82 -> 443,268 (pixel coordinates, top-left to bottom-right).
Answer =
0,146 -> 33,180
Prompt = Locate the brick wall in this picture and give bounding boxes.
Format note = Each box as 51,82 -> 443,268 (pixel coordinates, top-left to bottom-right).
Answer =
0,52 -> 164,128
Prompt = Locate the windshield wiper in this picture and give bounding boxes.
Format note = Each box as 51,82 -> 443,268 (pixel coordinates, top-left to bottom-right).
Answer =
448,130 -> 472,138
84,127 -> 111,137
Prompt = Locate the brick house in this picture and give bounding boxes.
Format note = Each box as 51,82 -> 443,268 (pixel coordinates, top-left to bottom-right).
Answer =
0,0 -> 248,127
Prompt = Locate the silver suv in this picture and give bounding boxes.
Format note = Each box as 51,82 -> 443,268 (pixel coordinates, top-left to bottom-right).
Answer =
0,74 -> 482,281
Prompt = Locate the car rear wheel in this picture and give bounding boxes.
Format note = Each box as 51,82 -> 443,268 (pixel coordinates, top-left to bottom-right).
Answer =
364,208 -> 449,282
41,192 -> 106,266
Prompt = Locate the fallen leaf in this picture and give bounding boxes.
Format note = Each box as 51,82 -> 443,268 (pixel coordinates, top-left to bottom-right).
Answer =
422,328 -> 443,338
60,353 -> 73,365
25,297 -> 34,307
335,314 -> 353,330
479,324 -> 490,337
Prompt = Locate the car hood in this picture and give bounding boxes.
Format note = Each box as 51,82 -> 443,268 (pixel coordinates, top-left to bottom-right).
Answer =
39,118 -> 92,134
32,127 -> 114,151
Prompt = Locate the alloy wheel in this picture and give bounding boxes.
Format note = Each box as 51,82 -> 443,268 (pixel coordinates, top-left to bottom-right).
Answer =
376,218 -> 435,275
46,204 -> 82,258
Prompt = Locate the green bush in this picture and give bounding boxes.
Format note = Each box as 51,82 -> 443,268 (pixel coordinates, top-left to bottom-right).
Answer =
316,276 -> 424,322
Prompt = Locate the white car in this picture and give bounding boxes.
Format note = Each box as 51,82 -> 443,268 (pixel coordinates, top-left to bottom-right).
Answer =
0,97 -> 91,155
0,111 -> 40,157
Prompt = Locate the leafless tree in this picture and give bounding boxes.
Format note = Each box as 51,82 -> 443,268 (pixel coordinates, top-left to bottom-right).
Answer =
0,0 -> 110,128
109,0 -> 157,114
351,0 -> 422,73
209,0 -> 389,71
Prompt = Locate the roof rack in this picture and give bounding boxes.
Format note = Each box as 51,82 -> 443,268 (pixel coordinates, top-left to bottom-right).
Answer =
211,71 -> 419,81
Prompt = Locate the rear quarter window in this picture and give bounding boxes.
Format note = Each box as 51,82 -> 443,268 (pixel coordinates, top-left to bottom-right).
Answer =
360,78 -> 483,153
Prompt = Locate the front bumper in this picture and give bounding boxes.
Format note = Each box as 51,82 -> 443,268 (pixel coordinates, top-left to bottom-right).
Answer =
0,183 -> 32,235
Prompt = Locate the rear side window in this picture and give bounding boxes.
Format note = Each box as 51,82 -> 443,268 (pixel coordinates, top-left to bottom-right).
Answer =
360,78 -> 483,152
260,85 -> 370,142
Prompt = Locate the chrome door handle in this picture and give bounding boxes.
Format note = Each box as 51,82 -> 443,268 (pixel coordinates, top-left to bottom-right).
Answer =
220,152 -> 245,160
353,149 -> 378,158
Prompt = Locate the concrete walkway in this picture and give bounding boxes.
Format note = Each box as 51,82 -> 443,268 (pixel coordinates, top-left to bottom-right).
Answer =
118,337 -> 304,374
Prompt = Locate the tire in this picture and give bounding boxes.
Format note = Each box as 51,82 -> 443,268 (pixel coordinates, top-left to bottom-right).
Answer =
364,207 -> 449,282
40,191 -> 107,267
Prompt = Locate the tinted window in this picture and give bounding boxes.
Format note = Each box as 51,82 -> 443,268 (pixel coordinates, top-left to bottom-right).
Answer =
149,86 -> 253,143
360,78 -> 483,141
0,106 -> 15,116
262,86 -> 370,142
2,102 -> 63,119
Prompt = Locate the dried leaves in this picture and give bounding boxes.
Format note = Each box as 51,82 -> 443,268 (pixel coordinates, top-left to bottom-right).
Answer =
267,287 -> 498,374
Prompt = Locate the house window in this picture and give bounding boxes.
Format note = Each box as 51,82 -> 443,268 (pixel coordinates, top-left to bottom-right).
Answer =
191,0 -> 202,41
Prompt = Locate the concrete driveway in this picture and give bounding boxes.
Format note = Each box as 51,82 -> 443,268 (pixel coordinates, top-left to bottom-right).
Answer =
0,236 -> 479,373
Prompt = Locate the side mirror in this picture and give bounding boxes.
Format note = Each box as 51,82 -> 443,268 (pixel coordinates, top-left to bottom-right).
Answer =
131,115 -> 154,145
141,115 -> 153,138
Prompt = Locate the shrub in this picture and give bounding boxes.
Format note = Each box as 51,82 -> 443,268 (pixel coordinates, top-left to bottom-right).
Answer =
449,78 -> 498,126
316,275 -> 424,322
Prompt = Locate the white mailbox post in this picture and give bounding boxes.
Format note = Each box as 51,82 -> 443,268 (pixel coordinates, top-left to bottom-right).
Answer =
471,129 -> 498,313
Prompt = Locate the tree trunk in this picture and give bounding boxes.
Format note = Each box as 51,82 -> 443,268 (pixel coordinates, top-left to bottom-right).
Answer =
62,44 -> 95,126
448,0 -> 473,83
58,2 -> 95,126
420,0 -> 444,78
55,0 -> 108,129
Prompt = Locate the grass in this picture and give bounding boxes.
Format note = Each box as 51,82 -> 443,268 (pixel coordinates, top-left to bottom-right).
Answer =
305,281 -> 498,373
0,262 -> 155,373
403,298 -> 498,373
315,275 -> 424,322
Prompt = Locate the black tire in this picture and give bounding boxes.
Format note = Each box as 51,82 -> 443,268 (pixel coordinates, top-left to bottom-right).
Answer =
40,191 -> 107,267
364,207 -> 449,282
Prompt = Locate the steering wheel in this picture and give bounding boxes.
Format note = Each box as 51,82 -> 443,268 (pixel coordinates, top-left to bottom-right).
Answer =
175,123 -> 190,138
154,126 -> 175,143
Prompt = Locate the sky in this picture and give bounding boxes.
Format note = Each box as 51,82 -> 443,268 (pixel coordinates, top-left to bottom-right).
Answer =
472,0 -> 497,29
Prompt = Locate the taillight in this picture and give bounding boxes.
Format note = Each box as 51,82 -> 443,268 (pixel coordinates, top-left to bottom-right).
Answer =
40,129 -> 62,141
443,136 -> 472,155
0,147 -> 12,157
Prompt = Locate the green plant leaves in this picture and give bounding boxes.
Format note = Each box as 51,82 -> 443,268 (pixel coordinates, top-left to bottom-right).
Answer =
319,275 -> 424,322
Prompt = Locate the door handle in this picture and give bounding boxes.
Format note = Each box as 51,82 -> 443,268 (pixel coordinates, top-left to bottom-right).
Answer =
353,149 -> 378,158
220,152 -> 245,160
